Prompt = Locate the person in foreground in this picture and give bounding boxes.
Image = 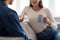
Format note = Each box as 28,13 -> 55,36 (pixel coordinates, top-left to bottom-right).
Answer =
0,0 -> 29,40
20,0 -> 60,40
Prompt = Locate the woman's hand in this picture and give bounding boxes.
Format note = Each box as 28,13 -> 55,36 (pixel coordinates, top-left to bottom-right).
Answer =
43,17 -> 52,25
19,16 -> 24,22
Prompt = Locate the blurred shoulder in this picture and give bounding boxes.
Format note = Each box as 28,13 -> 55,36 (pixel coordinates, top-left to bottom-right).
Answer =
43,8 -> 50,11
24,6 -> 31,10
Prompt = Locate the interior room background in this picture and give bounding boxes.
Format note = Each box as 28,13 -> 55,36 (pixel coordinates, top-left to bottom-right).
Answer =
8,0 -> 60,24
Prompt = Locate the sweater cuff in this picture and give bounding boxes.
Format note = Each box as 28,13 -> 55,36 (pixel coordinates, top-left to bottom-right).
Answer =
50,23 -> 58,29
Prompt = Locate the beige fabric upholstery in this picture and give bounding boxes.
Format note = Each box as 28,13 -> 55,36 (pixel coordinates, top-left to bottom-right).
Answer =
0,37 -> 24,40
0,22 -> 37,40
20,22 -> 37,40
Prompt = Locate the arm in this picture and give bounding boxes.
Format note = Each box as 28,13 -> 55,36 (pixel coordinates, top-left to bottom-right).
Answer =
19,7 -> 27,22
44,8 -> 57,29
5,10 -> 29,40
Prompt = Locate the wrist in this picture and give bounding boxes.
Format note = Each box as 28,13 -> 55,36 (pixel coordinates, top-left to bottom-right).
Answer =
47,21 -> 52,26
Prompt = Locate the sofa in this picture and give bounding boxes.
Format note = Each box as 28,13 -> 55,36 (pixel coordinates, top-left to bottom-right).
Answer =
20,22 -> 60,40
0,22 -> 60,40
0,37 -> 24,40
20,22 -> 37,40
0,22 -> 37,40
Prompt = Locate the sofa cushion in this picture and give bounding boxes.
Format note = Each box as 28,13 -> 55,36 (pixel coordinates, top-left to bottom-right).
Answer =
0,37 -> 24,40
20,22 -> 37,40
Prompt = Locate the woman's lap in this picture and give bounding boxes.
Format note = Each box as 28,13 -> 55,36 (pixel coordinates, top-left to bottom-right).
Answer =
36,26 -> 60,40
49,30 -> 60,40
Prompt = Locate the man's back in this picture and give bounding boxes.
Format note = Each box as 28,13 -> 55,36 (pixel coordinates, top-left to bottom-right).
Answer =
0,1 -> 29,40
0,1 -> 22,36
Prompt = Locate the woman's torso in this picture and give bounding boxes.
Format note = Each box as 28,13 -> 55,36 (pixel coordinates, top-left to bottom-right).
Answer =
22,7 -> 49,33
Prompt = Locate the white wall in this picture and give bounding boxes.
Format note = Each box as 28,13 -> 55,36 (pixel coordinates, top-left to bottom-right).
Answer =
8,0 -> 16,11
8,0 -> 60,22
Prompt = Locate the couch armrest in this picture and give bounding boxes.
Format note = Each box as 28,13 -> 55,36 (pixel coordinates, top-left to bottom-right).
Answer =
20,22 -> 37,40
0,37 -> 24,40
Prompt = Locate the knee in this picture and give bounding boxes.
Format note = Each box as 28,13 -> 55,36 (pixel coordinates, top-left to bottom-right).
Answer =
54,32 -> 60,40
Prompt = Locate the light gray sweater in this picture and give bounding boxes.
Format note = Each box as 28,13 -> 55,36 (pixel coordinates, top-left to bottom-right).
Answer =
21,6 -> 57,33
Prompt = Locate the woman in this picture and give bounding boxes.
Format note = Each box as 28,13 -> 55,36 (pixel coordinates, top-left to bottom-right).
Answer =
20,0 -> 60,40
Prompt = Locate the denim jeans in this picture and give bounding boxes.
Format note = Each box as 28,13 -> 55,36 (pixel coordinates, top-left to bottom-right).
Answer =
36,26 -> 60,40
